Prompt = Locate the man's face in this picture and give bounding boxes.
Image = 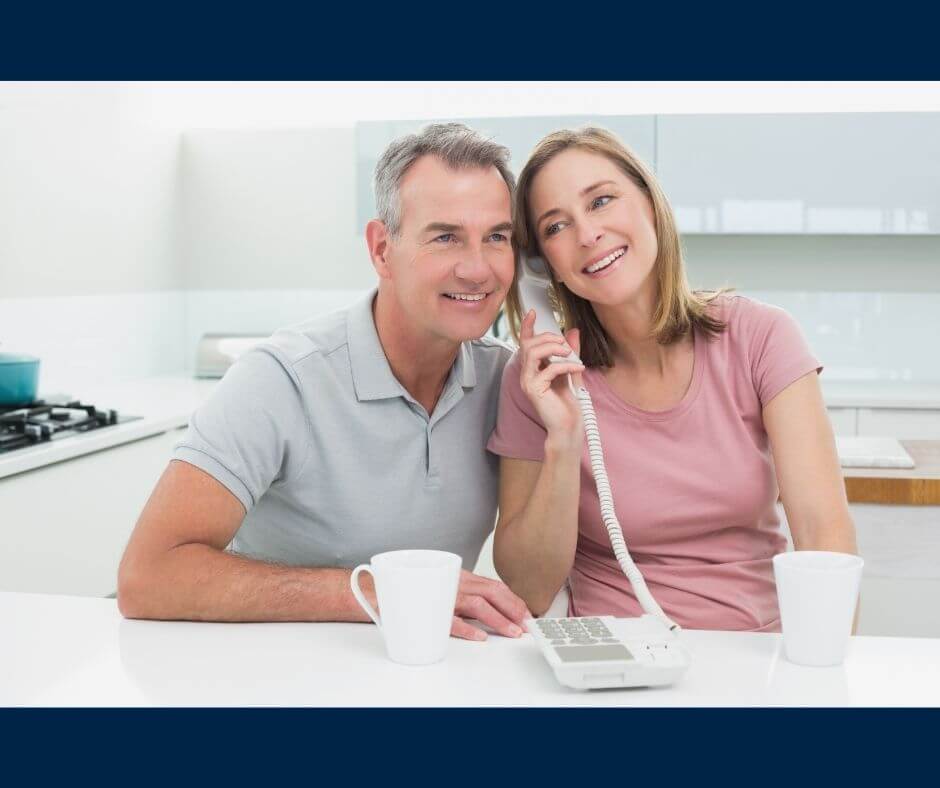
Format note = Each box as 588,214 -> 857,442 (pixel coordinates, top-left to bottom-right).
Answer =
380,155 -> 514,345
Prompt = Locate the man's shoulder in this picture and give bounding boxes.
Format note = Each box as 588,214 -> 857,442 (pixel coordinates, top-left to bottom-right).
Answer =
467,335 -> 513,381
260,303 -> 354,370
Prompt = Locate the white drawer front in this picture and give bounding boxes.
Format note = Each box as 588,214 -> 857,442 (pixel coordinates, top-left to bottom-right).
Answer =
857,409 -> 940,439
827,407 -> 857,436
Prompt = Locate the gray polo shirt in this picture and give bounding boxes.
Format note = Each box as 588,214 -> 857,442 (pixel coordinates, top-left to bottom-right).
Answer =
172,291 -> 511,570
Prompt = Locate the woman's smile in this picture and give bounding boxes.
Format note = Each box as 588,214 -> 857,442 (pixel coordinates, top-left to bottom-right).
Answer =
583,245 -> 627,276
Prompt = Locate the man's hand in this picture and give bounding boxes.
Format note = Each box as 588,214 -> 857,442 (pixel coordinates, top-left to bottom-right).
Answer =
450,569 -> 532,641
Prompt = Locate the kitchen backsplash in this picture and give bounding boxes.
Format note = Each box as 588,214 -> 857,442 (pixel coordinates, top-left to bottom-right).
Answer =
0,290 -> 363,395
745,291 -> 940,381
0,292 -> 187,395
1,289 -> 938,395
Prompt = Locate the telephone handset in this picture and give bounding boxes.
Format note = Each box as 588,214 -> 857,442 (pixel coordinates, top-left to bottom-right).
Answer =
516,252 -> 687,689
516,253 -> 580,364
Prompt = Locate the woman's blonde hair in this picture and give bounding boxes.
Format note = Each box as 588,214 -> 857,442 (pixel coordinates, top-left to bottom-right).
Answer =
506,126 -> 729,368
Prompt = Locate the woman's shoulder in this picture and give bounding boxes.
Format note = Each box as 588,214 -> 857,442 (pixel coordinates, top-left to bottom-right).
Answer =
703,293 -> 819,393
705,292 -> 796,340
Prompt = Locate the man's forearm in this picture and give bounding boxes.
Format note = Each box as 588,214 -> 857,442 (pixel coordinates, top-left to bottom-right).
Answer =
118,542 -> 375,623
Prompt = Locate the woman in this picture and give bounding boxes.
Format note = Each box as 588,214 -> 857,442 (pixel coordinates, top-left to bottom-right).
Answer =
487,127 -> 857,631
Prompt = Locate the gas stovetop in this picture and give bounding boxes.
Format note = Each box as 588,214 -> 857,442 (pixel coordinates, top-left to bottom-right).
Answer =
0,401 -> 142,455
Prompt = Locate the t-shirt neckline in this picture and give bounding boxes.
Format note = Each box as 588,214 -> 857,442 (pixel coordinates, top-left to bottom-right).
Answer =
583,327 -> 706,422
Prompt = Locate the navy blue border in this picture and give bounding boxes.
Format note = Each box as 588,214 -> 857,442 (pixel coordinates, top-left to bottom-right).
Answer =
1,708 -> 937,778
2,3 -> 938,79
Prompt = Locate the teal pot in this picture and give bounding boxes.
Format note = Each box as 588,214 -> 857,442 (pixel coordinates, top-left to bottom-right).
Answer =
0,353 -> 41,406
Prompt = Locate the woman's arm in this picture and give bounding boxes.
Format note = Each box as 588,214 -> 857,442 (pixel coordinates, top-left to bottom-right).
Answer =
762,370 -> 857,555
494,447 -> 582,616
492,312 -> 585,615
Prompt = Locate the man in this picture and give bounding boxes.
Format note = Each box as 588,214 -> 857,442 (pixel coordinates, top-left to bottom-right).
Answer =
118,123 -> 529,641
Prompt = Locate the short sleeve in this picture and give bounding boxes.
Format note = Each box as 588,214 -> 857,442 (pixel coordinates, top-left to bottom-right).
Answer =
486,352 -> 549,462
737,297 -> 823,407
172,348 -> 309,512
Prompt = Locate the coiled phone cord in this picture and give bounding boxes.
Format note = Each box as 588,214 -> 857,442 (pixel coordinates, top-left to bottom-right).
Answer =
568,374 -> 681,633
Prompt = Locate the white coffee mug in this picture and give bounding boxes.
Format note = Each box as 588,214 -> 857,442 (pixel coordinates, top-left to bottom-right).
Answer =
350,549 -> 462,665
773,550 -> 864,667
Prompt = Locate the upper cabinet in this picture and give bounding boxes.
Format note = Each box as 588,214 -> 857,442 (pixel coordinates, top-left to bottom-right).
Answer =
656,113 -> 940,235
355,115 -> 656,233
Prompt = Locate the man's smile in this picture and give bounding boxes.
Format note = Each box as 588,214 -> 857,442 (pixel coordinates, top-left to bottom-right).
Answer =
442,290 -> 493,304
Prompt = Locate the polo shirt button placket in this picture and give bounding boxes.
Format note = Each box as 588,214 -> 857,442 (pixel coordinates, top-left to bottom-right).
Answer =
425,424 -> 441,488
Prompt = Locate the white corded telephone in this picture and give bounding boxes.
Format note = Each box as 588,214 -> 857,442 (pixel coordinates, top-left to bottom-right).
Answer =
517,252 -> 690,690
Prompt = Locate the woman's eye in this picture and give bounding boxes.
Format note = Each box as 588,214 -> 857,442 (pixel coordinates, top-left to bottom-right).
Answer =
591,195 -> 613,209
544,222 -> 563,237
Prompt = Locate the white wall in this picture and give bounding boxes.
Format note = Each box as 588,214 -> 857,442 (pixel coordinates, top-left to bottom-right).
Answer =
0,82 -> 183,298
181,128 -> 371,290
0,83 -> 186,387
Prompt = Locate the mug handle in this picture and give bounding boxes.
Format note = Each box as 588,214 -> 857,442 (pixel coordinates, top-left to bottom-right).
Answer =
350,564 -> 381,629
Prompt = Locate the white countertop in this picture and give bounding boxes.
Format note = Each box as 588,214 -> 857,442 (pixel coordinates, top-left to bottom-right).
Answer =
0,376 -> 217,479
3,592 -> 938,707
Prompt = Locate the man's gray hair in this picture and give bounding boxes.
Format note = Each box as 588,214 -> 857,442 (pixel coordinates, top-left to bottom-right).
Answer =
373,122 -> 515,237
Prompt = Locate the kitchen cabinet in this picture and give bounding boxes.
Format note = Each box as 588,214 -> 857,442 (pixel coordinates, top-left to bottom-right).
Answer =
850,502 -> 940,638
656,113 -> 940,234
355,115 -> 657,231
826,406 -> 940,439
0,428 -> 184,598
777,499 -> 940,639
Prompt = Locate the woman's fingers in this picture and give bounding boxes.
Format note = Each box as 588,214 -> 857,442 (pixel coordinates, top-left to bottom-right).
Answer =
521,337 -> 568,375
522,336 -> 574,365
520,314 -> 585,404
523,338 -> 578,367
532,361 -> 585,395
520,360 -> 584,394
521,332 -> 568,354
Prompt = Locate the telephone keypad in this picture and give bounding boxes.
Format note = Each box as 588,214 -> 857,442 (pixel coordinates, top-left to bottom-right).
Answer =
536,617 -> 616,646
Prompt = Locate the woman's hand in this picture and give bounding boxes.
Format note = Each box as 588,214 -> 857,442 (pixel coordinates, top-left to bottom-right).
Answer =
518,309 -> 585,447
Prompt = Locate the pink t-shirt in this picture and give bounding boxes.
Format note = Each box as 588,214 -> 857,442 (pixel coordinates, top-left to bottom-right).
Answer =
486,295 -> 822,632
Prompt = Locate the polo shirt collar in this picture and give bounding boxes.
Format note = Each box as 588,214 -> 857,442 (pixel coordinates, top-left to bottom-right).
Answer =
347,290 -> 477,402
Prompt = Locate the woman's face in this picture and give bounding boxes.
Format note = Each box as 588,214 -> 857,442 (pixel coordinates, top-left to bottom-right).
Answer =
528,148 -> 659,308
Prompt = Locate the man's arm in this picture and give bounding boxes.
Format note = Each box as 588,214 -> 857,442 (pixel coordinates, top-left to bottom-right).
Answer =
117,460 -> 373,622
117,460 -> 531,638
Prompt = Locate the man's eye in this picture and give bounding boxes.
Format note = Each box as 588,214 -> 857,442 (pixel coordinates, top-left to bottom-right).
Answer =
591,195 -> 613,209
487,232 -> 508,243
434,233 -> 457,243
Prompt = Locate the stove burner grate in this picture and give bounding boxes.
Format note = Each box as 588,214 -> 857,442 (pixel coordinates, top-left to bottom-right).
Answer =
0,400 -> 124,454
